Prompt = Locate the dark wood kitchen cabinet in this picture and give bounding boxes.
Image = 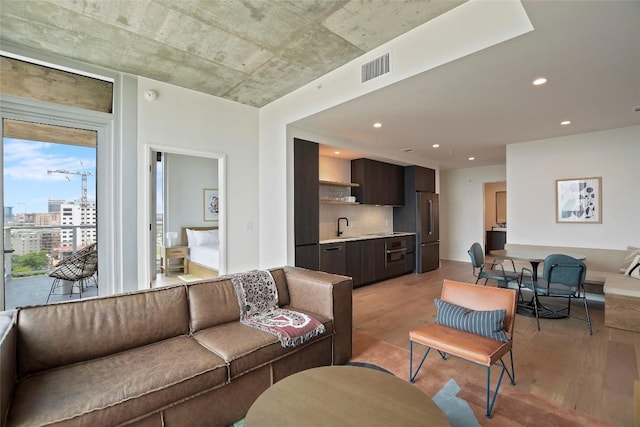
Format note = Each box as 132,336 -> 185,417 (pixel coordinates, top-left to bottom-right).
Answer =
345,241 -> 362,288
294,138 -> 320,269
294,138 -> 319,246
486,230 -> 507,255
359,239 -> 385,286
319,243 -> 346,276
351,158 -> 404,206
406,165 -> 435,193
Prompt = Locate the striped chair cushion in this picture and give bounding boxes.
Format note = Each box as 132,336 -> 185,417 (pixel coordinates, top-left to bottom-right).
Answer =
434,299 -> 508,342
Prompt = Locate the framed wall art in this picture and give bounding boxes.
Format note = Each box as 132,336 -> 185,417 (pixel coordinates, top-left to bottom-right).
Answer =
203,189 -> 219,222
556,177 -> 601,223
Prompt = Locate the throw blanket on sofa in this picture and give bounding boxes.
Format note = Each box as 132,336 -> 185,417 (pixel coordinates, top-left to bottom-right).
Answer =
230,270 -> 325,347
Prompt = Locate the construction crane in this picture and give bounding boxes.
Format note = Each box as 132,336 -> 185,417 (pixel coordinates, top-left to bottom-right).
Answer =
47,163 -> 91,209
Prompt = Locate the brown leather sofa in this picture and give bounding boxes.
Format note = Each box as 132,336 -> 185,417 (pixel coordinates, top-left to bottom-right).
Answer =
0,267 -> 352,427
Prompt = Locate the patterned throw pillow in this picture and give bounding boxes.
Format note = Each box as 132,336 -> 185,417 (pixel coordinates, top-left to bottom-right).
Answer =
624,255 -> 640,280
434,299 -> 508,342
619,246 -> 640,274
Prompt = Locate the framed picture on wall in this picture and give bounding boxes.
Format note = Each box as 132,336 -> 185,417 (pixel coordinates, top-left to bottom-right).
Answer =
203,189 -> 219,222
556,177 -> 601,223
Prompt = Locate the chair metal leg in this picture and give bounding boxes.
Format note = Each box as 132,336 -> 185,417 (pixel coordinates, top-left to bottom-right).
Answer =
409,341 -> 432,383
532,294 -> 541,331
46,278 -> 61,304
485,351 -> 516,418
508,350 -> 516,385
485,364 -> 506,418
584,298 -> 593,335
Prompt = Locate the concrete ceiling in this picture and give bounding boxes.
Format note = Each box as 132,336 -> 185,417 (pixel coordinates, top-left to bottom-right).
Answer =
0,0 -> 463,108
1,1 -> 638,170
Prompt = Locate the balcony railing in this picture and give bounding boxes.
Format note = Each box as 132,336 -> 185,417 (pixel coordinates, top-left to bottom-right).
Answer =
3,225 -> 97,279
3,223 -> 166,309
3,225 -> 99,309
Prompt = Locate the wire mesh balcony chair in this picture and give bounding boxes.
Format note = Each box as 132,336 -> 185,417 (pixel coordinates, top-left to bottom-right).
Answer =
46,243 -> 98,304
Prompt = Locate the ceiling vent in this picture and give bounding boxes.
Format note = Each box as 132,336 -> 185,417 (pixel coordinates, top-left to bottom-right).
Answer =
361,52 -> 390,83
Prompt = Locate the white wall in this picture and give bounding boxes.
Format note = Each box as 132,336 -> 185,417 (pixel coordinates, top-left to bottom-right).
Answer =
507,126 -> 640,249
439,126 -> 640,263
165,153 -> 218,241
440,165 -> 507,262
136,77 -> 259,279
258,1 -> 533,268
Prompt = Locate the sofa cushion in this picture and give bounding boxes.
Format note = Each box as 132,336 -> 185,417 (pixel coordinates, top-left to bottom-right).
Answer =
16,285 -> 190,379
188,279 -> 241,333
618,246 -> 640,273
7,336 -> 227,426
624,255 -> 640,279
187,270 -> 291,334
434,299 -> 508,342
194,311 -> 332,379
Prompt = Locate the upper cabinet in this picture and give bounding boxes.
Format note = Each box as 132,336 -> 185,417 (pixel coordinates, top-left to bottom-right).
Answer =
406,166 -> 436,193
351,158 -> 404,206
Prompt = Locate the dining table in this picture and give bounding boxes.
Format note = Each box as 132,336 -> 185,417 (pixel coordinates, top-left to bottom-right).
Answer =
490,248 -> 586,318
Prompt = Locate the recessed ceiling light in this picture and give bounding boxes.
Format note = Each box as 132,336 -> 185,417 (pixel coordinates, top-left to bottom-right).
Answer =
432,144 -> 440,148
560,120 -> 571,126
334,151 -> 341,155
373,122 -> 382,128
532,77 -> 547,86
468,157 -> 475,161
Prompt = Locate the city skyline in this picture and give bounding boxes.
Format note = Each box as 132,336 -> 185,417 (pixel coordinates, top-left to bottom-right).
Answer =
3,138 -> 97,215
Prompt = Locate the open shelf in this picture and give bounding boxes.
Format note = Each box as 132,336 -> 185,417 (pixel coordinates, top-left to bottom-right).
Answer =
319,180 -> 360,188
320,199 -> 360,205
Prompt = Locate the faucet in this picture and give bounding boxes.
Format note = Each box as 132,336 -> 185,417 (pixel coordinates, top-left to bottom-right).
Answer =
337,217 -> 349,237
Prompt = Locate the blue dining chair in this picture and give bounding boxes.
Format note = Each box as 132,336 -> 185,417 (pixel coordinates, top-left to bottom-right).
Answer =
468,242 -> 520,289
520,254 -> 591,334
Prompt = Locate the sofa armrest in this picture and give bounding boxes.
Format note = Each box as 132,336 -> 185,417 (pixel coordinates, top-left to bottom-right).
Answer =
0,310 -> 17,425
282,267 -> 353,364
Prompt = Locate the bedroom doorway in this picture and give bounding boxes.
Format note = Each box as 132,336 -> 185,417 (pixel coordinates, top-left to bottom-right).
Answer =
149,149 -> 224,287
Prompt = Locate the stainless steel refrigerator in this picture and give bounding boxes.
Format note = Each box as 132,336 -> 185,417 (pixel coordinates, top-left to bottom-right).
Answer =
417,192 -> 439,272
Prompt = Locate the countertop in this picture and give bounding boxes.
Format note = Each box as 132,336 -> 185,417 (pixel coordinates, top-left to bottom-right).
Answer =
320,232 -> 416,244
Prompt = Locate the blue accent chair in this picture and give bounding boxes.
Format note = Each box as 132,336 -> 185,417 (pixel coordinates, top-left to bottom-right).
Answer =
520,254 -> 592,334
468,242 -> 520,289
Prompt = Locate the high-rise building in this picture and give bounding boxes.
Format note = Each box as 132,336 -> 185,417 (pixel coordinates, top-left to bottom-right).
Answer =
48,199 -> 64,213
59,201 -> 96,250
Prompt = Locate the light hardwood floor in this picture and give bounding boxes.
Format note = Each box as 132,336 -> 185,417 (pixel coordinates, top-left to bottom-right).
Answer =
352,260 -> 639,427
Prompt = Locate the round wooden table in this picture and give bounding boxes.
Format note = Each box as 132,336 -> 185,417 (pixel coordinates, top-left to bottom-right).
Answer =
244,366 -> 450,427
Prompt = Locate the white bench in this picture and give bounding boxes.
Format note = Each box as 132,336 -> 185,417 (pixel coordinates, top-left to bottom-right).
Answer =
502,244 -> 640,333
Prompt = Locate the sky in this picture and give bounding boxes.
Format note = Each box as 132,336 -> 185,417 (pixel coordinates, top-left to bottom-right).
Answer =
3,138 -> 97,215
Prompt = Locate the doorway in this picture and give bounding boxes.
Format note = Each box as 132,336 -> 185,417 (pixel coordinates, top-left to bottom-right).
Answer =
142,145 -> 226,289
2,119 -> 98,308
484,181 -> 507,256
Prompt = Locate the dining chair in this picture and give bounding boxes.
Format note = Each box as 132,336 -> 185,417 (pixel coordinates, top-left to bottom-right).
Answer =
409,279 -> 517,418
468,242 -> 520,289
520,254 -> 591,334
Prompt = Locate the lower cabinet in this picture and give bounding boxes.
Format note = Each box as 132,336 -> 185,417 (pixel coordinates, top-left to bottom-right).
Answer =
346,241 -> 362,288
320,235 -> 415,288
360,239 -> 386,286
486,230 -> 507,255
319,242 -> 346,276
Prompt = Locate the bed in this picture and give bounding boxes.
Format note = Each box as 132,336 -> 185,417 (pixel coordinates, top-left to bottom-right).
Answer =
181,226 -> 219,279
